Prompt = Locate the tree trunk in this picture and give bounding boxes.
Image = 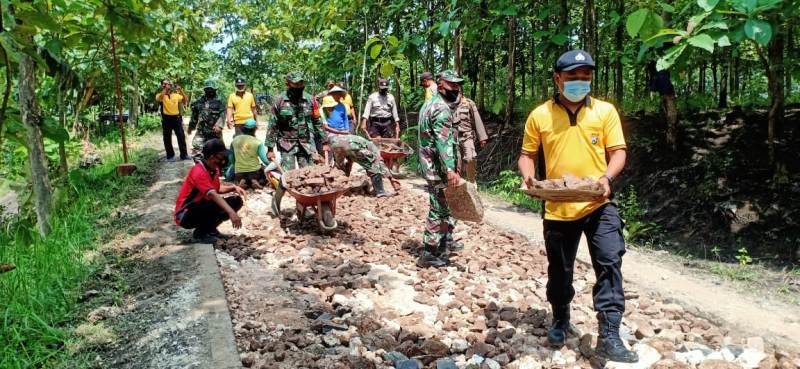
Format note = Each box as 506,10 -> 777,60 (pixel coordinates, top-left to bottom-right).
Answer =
559,0 -> 569,51
129,67 -> 139,129
582,0 -> 597,57
614,0 -> 624,104
19,45 -> 53,236
57,83 -> 68,173
663,94 -> 678,151
477,42 -> 486,111
699,64 -> 706,94
719,50 -> 729,109
712,60 -> 719,96
519,31 -> 526,98
766,22 -> 785,166
502,16 -> 517,132
454,26 -> 463,75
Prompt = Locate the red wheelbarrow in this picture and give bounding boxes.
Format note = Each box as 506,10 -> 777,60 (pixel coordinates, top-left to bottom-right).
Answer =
285,187 -> 352,232
374,138 -> 413,166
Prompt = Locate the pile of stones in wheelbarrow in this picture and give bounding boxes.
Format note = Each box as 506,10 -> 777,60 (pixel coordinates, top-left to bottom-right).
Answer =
378,141 -> 410,154
283,165 -> 364,195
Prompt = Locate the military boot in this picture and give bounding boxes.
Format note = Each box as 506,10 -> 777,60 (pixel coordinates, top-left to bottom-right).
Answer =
595,312 -> 639,363
445,233 -> 464,252
547,304 -> 571,346
371,174 -> 388,197
416,243 -> 449,268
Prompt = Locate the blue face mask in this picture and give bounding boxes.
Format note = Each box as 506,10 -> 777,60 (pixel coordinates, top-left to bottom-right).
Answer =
562,80 -> 591,103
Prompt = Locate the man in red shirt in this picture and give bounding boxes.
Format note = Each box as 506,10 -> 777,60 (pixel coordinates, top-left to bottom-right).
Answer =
174,139 -> 246,242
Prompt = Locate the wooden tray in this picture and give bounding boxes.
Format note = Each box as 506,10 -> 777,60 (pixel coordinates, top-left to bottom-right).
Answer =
520,187 -> 604,202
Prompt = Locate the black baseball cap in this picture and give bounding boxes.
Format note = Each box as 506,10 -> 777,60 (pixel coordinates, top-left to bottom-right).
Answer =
202,139 -> 230,158
554,50 -> 596,72
378,79 -> 389,89
234,78 -> 246,85
419,72 -> 434,81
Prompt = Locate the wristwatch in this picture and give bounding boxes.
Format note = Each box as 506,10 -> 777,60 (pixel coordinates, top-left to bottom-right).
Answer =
601,174 -> 615,183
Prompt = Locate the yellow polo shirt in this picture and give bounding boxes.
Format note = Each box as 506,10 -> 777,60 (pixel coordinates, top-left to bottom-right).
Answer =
156,92 -> 184,116
227,92 -> 256,124
521,96 -> 626,221
342,93 -> 354,116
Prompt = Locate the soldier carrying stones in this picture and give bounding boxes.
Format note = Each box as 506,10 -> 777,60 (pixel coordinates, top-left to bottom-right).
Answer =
416,70 -> 465,269
187,80 -> 226,159
265,72 -> 328,215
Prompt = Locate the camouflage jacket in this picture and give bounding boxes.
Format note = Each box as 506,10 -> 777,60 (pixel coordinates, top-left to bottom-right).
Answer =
330,134 -> 388,176
418,93 -> 456,183
189,95 -> 225,135
454,97 -> 488,141
265,91 -> 325,153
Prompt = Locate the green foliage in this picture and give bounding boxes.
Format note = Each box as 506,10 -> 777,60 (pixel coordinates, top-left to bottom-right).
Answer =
0,148 -> 159,368
484,170 -> 542,211
628,0 -> 793,71
616,186 -> 662,246
735,247 -> 753,265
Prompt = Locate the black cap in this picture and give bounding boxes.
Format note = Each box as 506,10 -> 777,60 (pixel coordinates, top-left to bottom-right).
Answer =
419,71 -> 434,81
234,78 -> 245,85
378,79 -> 389,89
202,139 -> 229,159
554,50 -> 596,72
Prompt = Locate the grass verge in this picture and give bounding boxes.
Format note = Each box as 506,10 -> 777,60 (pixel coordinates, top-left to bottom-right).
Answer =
0,147 -> 159,368
481,169 -> 542,212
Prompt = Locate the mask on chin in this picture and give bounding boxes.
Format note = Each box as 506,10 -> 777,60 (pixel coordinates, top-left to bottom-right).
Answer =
379,89 -> 388,95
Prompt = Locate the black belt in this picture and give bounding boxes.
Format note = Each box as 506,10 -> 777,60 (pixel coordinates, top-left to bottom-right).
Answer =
370,116 -> 393,123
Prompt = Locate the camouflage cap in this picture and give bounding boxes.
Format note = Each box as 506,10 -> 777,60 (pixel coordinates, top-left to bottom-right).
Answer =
203,80 -> 217,89
234,77 -> 246,85
438,70 -> 463,83
286,72 -> 305,83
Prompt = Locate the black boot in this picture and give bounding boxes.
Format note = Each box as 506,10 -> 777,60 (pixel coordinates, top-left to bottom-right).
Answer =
595,311 -> 639,363
547,304 -> 571,346
416,243 -> 449,268
445,233 -> 464,252
371,174 -> 388,197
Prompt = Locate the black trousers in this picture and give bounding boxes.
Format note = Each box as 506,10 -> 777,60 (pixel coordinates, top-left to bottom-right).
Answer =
368,118 -> 395,138
178,196 -> 243,233
162,115 -> 188,158
543,203 -> 627,313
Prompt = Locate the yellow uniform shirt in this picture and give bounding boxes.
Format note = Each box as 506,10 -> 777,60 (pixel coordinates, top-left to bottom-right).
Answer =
156,92 -> 184,116
342,93 -> 354,116
521,96 -> 626,221
226,92 -> 256,124
424,84 -> 437,102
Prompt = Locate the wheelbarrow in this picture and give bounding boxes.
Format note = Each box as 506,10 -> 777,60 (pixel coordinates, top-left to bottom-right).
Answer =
374,138 -> 413,172
285,187 -> 349,232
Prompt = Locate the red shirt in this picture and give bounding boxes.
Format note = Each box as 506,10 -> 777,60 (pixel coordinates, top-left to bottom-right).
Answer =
174,161 -> 220,225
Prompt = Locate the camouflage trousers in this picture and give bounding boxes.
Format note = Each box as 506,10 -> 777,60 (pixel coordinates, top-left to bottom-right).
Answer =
191,132 -> 223,156
278,146 -> 313,171
423,181 -> 455,249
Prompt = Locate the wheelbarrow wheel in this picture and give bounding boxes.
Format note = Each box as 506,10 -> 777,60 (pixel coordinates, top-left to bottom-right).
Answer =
319,202 -> 337,231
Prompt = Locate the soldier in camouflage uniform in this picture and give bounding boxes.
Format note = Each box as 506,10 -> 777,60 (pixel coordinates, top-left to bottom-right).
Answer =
416,70 -> 464,268
188,80 -> 226,159
330,134 -> 400,197
265,72 -> 327,215
454,90 -> 488,182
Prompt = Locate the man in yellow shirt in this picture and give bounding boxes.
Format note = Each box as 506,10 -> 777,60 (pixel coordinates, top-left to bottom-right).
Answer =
155,79 -> 189,161
517,50 -> 637,363
226,78 -> 258,136
419,71 -> 438,102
